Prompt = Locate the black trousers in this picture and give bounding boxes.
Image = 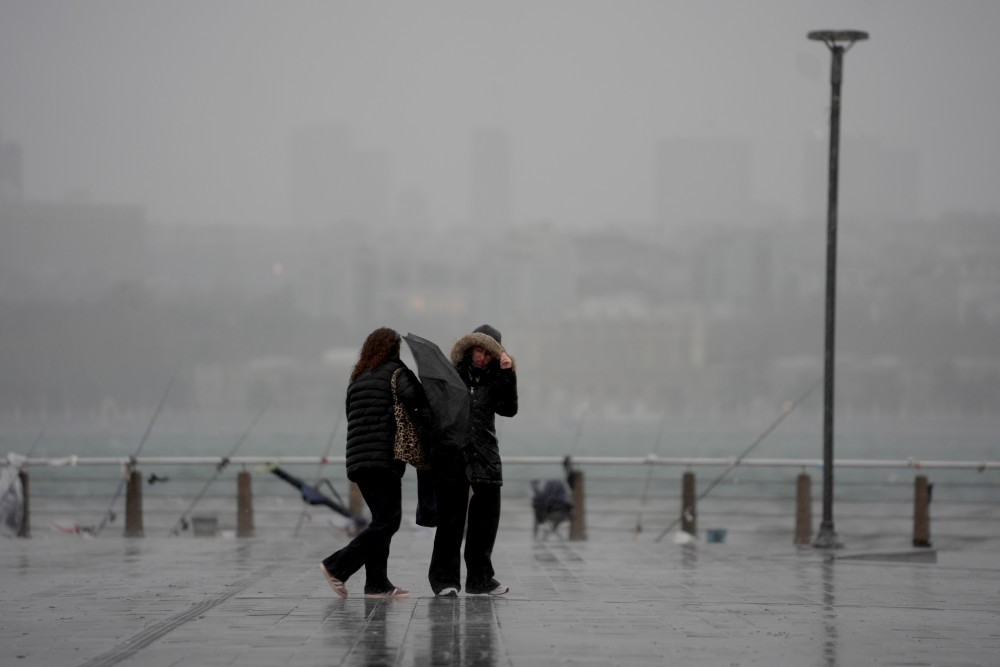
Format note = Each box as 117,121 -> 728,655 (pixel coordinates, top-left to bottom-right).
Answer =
321,468 -> 402,594
427,474 -> 502,594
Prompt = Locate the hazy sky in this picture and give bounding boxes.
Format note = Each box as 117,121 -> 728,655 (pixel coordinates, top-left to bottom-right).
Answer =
1,1 -> 998,228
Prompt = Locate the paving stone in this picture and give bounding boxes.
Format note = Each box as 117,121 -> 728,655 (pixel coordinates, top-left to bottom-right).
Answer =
2,522 -> 1000,666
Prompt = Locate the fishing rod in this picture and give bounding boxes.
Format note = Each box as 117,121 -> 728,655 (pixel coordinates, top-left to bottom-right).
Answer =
26,422 -> 47,458
92,372 -> 177,535
558,398 -> 590,491
653,377 -> 823,543
633,413 -> 668,540
569,399 -> 589,454
169,402 -> 269,536
292,412 -> 344,537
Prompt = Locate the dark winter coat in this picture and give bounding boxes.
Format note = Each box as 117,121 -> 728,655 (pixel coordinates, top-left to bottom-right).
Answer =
448,326 -> 518,485
344,357 -> 430,481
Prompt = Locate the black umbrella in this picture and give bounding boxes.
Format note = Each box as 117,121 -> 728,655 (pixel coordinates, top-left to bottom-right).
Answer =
403,333 -> 470,456
268,466 -> 366,529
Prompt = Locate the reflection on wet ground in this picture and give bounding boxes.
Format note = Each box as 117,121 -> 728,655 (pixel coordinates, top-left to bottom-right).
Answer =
821,557 -> 838,667
319,590 -> 502,665
2,528 -> 999,666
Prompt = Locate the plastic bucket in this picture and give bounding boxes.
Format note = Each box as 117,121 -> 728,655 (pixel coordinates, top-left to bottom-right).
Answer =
705,529 -> 727,543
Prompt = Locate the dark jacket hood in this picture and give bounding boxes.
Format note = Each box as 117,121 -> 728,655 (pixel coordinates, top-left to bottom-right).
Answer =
448,324 -> 515,369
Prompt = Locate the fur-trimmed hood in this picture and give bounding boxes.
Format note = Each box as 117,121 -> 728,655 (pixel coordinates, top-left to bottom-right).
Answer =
448,324 -> 519,486
449,324 -> 515,369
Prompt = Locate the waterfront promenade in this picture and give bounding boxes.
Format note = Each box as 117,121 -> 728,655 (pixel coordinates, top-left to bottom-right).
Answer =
2,508 -> 999,667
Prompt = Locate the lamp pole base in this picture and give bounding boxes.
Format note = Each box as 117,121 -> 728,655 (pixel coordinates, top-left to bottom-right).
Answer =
813,522 -> 843,549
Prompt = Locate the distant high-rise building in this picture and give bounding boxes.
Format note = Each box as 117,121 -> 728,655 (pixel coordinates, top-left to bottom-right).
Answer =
0,134 -> 23,201
802,134 -> 920,224
288,123 -> 390,229
394,189 -> 432,231
469,127 -> 512,231
654,138 -> 754,229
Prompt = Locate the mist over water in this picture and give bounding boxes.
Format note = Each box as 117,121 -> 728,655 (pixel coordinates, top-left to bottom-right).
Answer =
0,2 -> 998,473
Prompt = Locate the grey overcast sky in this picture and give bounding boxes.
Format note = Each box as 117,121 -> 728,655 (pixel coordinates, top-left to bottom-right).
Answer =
1,0 -> 998,228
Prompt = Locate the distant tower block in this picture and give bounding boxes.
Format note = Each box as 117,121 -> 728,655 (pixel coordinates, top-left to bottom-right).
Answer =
470,127 -> 512,231
0,134 -> 24,200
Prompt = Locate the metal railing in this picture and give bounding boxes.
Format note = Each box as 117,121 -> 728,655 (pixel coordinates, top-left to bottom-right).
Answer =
13,455 -> 1000,469
7,455 -> 999,543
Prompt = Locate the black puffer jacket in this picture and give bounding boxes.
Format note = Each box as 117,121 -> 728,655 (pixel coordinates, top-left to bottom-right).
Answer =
344,357 -> 430,480
449,325 -> 518,485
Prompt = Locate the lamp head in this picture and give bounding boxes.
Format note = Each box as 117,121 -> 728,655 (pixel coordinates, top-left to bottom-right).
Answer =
808,30 -> 869,49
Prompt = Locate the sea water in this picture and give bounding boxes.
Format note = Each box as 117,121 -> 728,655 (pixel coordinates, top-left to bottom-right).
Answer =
3,411 -> 998,541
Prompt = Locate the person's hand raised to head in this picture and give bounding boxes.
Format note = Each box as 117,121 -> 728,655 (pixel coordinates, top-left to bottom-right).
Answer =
499,352 -> 512,370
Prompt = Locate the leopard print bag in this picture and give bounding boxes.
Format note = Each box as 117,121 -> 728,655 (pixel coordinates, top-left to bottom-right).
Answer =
391,368 -> 430,470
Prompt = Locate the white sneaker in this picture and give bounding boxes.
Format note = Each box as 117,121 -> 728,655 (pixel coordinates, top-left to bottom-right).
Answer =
437,587 -> 459,598
487,583 -> 509,596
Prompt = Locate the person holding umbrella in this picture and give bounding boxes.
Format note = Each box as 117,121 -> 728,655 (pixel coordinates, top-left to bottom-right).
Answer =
320,327 -> 431,599
428,324 -> 518,597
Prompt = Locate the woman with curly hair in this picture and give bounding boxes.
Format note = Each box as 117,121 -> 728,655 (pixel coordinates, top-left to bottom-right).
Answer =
320,327 -> 430,598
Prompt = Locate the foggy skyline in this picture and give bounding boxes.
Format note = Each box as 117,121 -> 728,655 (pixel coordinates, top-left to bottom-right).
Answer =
2,1 -> 1000,229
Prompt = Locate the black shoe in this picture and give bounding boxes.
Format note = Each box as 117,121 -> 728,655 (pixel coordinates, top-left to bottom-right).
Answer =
436,587 -> 459,597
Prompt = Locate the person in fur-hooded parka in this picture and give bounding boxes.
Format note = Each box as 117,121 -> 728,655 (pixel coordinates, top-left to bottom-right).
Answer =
427,324 -> 517,597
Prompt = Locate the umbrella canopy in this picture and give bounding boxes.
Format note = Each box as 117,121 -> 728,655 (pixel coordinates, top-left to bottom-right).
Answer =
403,333 -> 470,459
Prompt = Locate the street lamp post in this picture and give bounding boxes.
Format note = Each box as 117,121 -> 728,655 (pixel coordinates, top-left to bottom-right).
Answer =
807,29 -> 868,550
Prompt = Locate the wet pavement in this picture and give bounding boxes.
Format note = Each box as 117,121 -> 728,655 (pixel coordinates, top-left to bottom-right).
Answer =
2,522 -> 999,667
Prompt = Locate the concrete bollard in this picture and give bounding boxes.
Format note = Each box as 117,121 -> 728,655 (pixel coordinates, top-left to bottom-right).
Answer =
18,470 -> 30,538
124,470 -> 143,537
568,470 -> 587,541
681,471 -> 696,536
794,473 -> 812,545
236,471 -> 254,538
913,475 -> 931,547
